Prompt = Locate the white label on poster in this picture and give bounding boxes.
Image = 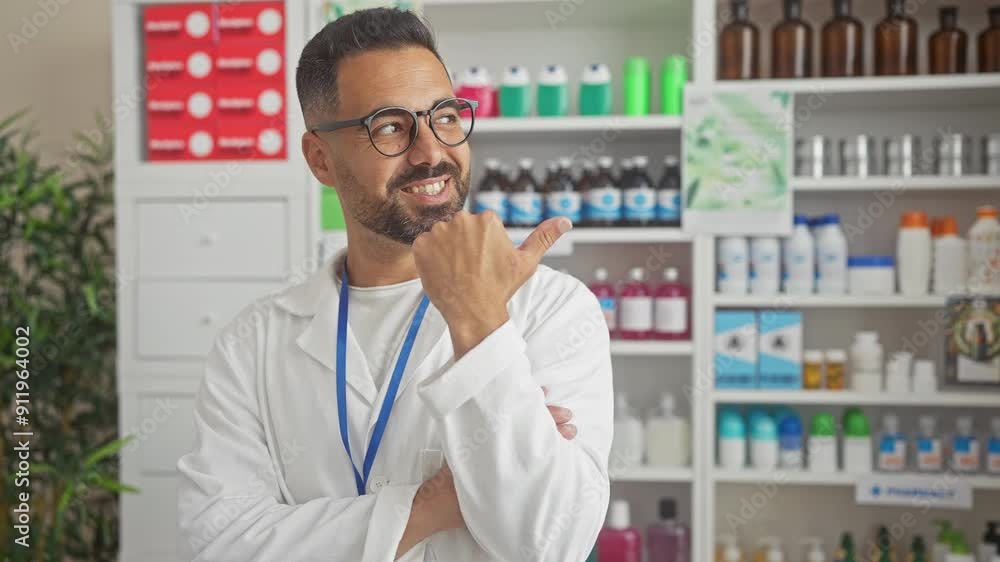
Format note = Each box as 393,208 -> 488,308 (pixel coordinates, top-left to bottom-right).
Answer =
855,474 -> 972,510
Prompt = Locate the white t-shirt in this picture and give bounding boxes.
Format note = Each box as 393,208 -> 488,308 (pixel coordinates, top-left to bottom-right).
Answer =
335,276 -> 425,390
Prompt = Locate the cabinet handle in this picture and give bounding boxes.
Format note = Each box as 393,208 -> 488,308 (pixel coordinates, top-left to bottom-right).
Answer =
199,233 -> 218,246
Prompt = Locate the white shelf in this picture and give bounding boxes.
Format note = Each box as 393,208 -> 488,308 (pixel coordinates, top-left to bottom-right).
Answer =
611,466 -> 693,483
710,390 -> 1000,408
712,294 -> 946,308
507,227 -> 691,244
611,340 -> 693,356
712,470 -> 1000,490
794,176 -> 1000,192
711,74 -> 1000,95
469,115 -> 682,135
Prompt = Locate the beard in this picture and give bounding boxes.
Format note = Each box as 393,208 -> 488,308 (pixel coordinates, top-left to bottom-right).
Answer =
338,160 -> 470,245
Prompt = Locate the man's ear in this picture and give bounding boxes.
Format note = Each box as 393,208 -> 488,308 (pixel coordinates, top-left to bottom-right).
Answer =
302,132 -> 338,187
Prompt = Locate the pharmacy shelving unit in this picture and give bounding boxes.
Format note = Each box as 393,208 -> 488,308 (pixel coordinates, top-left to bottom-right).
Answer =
695,0 -> 1000,554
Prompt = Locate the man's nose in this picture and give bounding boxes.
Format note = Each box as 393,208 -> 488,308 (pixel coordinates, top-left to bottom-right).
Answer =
406,117 -> 444,168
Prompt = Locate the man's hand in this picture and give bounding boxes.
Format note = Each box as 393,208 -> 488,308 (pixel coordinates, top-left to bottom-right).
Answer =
544,386 -> 577,440
412,211 -> 572,357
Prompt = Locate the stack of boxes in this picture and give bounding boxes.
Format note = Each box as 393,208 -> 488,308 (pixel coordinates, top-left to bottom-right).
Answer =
144,2 -> 287,161
714,310 -> 803,389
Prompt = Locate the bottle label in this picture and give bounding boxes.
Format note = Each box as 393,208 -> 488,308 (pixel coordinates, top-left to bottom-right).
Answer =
544,192 -> 582,222
878,436 -> 906,470
585,186 -> 621,222
953,436 -> 980,471
619,296 -> 653,332
508,192 -> 542,226
599,296 -> 617,331
654,297 -> 687,334
474,191 -> 508,219
988,438 -> 1000,474
916,437 -> 942,471
622,187 -> 656,221
656,189 -> 681,222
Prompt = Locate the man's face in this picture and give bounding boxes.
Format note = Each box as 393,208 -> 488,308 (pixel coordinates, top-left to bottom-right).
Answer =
303,46 -> 471,245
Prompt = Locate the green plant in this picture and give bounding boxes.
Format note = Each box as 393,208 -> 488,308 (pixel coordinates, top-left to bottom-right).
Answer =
1,111 -> 135,561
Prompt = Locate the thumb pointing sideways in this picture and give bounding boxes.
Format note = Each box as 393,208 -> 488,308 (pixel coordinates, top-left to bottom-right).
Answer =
517,217 -> 573,263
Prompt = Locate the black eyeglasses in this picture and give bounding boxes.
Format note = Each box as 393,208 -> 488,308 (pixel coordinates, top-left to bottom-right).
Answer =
309,97 -> 478,157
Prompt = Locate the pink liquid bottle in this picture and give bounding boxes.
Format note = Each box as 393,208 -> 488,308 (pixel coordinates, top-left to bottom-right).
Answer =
647,498 -> 690,562
619,267 -> 653,340
598,499 -> 642,562
653,267 -> 691,341
589,267 -> 618,338
454,66 -> 498,117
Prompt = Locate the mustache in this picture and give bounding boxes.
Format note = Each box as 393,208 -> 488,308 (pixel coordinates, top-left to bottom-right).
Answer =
387,162 -> 462,192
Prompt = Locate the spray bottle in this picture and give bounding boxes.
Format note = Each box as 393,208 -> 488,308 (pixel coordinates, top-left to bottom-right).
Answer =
833,532 -> 856,562
933,521 -> 953,562
801,538 -> 827,562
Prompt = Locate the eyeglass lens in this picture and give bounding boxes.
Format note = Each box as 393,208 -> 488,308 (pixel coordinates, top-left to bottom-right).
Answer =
367,99 -> 475,157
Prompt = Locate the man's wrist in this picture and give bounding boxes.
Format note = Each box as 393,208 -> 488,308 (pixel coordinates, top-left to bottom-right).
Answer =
447,309 -> 508,358
396,493 -> 436,559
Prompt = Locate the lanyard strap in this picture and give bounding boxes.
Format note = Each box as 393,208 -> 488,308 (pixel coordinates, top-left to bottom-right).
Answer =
336,267 -> 430,496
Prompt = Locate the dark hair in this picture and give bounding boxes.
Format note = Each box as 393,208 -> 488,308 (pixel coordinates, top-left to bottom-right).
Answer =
295,8 -> 444,124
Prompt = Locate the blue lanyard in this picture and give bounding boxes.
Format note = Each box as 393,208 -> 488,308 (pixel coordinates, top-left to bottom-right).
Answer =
336,267 -> 430,496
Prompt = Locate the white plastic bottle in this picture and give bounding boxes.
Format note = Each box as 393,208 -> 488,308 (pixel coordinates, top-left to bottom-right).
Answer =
802,538 -> 827,562
968,205 -> 1000,294
718,409 -> 747,470
951,416 -> 981,474
816,213 -> 848,294
718,236 -> 749,294
897,211 -> 932,296
717,535 -> 744,562
988,417 -> 1000,475
645,393 -> 690,467
932,215 -> 967,295
611,393 -> 645,472
850,332 -> 884,393
877,414 -> 907,472
750,236 -> 781,295
784,214 -> 815,294
915,415 -> 944,473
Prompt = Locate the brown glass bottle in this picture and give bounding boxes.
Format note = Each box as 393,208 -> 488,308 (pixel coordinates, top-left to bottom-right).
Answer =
929,6 -> 967,74
874,0 -> 919,75
772,0 -> 813,78
718,0 -> 760,80
979,6 -> 1000,72
821,0 -> 864,77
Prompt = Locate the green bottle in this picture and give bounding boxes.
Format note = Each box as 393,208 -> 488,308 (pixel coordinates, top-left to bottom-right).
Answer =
909,536 -> 927,562
579,63 -> 613,116
623,56 -> 651,116
536,64 -> 569,117
835,532 -> 856,562
660,55 -> 687,115
499,65 -> 532,118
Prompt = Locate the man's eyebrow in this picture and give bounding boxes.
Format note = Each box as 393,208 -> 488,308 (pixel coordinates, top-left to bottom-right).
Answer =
359,97 -> 456,116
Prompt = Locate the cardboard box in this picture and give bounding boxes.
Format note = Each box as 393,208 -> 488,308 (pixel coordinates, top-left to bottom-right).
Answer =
757,311 -> 803,389
215,118 -> 286,161
146,83 -> 216,124
215,42 -> 284,82
714,311 -> 757,389
147,122 -> 215,161
145,45 -> 215,84
945,296 -> 1000,385
143,3 -> 214,45
215,81 -> 285,120
217,2 -> 284,42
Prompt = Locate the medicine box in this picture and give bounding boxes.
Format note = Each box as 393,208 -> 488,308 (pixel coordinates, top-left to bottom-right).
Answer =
714,311 -> 757,390
944,296 -> 1000,386
757,311 -> 803,389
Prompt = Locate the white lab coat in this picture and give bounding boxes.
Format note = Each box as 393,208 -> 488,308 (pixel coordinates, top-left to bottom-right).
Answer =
177,255 -> 613,562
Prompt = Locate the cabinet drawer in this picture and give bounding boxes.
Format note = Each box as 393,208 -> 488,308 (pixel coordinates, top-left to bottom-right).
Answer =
137,199 -> 288,278
137,281 -> 277,359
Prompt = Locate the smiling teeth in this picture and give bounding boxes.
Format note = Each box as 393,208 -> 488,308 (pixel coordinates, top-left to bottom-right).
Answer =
403,180 -> 445,195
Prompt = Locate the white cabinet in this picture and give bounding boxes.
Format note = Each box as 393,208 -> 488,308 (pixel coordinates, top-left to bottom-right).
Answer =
137,199 -> 289,279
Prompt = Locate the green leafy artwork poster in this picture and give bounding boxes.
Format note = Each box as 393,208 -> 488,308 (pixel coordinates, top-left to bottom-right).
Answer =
682,88 -> 793,235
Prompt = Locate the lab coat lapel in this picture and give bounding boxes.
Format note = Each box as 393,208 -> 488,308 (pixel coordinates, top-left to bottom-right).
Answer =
295,281 -> 378,407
